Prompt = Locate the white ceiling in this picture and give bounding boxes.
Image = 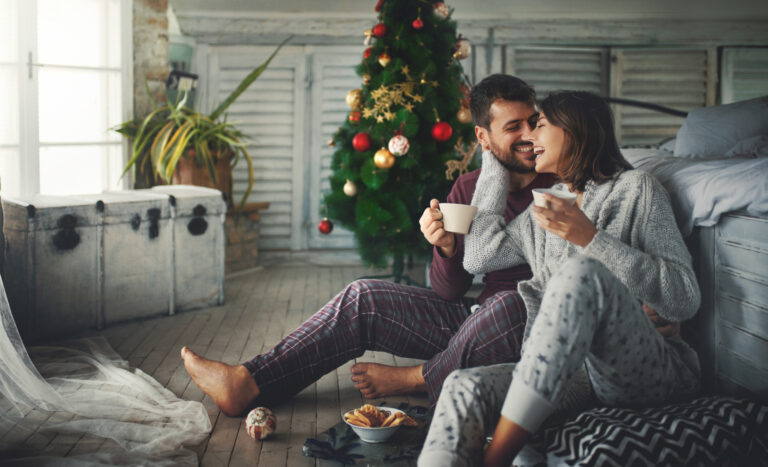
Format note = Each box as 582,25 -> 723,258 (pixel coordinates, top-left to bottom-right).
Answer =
170,0 -> 768,20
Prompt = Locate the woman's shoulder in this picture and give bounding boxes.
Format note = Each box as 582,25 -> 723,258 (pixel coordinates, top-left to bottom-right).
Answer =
612,169 -> 663,194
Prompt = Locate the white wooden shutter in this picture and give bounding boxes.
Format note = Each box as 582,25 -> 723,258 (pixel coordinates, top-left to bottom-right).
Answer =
721,47 -> 768,104
308,47 -> 360,249
211,46 -> 307,250
505,46 -> 607,98
610,48 -> 715,146
471,44 -> 503,84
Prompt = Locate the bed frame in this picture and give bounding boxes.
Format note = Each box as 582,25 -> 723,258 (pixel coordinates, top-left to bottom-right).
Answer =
684,212 -> 768,400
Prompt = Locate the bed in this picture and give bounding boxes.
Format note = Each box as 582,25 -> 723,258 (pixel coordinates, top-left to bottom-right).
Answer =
516,96 -> 768,466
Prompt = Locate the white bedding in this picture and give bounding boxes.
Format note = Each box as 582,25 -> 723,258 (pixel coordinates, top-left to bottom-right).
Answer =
621,148 -> 768,236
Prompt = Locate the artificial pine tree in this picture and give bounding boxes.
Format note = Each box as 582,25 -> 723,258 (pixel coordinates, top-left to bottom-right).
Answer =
323,0 -> 476,282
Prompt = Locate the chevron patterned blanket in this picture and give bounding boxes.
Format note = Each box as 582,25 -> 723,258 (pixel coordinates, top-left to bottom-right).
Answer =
518,396 -> 768,466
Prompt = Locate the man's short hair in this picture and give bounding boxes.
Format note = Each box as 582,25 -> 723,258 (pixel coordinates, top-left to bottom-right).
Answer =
469,74 -> 536,129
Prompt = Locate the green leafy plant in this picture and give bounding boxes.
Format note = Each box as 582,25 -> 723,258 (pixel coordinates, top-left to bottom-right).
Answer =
113,37 -> 291,210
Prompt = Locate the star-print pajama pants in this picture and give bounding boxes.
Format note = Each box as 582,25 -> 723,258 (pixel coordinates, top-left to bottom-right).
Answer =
418,256 -> 701,467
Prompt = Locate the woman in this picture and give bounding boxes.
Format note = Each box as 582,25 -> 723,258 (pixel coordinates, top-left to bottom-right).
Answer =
417,91 -> 701,467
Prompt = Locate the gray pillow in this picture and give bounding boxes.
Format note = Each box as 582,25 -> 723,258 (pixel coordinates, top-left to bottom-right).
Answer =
674,96 -> 768,158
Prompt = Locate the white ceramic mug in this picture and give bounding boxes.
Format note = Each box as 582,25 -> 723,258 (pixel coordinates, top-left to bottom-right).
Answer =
439,203 -> 478,234
532,188 -> 577,211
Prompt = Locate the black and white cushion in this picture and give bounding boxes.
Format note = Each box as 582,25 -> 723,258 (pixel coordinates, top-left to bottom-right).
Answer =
523,396 -> 768,466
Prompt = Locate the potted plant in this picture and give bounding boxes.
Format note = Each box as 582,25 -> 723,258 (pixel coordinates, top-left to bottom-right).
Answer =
113,37 -> 291,210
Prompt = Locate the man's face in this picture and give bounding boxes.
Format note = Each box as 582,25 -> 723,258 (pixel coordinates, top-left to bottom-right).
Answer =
474,100 -> 538,173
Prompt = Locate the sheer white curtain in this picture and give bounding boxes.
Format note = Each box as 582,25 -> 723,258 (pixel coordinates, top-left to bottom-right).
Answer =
0,274 -> 211,465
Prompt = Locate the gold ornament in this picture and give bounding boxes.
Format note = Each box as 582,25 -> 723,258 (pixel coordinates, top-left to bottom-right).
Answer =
378,52 -> 391,67
453,38 -> 471,60
363,29 -> 373,46
373,147 -> 395,169
328,139 -> 335,147
457,107 -> 472,124
346,88 -> 364,109
343,179 -> 358,196
362,73 -> 371,85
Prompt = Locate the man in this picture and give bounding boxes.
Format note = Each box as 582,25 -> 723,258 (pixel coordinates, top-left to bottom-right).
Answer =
181,74 -> 556,416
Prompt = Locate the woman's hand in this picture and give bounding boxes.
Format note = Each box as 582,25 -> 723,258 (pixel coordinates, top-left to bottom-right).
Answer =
532,194 -> 598,247
643,303 -> 681,339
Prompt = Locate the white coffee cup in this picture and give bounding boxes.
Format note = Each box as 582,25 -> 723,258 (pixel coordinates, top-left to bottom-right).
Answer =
532,188 -> 578,211
439,203 -> 478,234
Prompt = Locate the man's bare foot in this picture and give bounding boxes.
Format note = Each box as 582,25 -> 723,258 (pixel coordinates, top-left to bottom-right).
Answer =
350,363 -> 426,399
181,346 -> 260,417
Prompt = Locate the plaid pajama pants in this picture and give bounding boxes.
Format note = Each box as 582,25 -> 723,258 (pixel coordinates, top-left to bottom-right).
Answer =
242,279 -> 526,404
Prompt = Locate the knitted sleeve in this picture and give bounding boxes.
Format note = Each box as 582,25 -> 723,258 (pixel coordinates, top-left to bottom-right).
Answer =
581,173 -> 700,322
464,150 -> 529,274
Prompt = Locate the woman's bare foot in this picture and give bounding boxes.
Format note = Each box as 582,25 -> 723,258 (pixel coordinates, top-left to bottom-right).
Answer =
180,346 -> 260,417
349,363 -> 427,398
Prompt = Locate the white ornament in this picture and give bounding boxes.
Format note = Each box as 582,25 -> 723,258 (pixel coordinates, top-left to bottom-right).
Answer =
343,179 -> 358,196
245,407 -> 277,440
388,134 -> 410,157
433,2 -> 451,19
454,39 -> 471,59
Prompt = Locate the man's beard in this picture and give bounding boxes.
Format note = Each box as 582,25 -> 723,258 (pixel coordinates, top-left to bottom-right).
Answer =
489,141 -> 536,174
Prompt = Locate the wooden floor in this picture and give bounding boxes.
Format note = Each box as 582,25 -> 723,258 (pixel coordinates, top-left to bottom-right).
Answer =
34,263 -> 431,465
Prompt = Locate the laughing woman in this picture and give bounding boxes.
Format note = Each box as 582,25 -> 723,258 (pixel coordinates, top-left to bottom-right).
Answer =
417,91 -> 701,467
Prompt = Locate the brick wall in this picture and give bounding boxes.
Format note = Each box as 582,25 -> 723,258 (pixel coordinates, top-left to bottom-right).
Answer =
133,0 -> 169,118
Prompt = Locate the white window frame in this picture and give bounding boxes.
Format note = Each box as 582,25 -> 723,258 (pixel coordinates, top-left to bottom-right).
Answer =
5,0 -> 133,198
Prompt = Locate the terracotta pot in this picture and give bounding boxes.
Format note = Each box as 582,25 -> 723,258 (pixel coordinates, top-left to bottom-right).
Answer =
173,149 -> 233,203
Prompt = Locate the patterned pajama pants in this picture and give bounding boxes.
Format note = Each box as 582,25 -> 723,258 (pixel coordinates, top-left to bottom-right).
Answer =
418,256 -> 700,467
242,279 -> 527,404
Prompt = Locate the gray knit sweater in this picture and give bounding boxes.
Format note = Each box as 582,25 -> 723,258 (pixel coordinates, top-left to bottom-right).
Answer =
466,150 -> 700,343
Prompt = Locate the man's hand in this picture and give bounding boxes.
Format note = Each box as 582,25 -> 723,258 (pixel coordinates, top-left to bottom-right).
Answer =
532,194 -> 597,247
643,303 -> 681,339
420,199 -> 456,257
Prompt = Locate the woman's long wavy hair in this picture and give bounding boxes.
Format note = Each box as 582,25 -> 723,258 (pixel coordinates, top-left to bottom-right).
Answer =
540,91 -> 633,192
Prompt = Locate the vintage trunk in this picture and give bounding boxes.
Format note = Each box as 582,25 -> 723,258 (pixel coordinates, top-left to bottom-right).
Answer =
2,195 -> 102,340
149,185 -> 227,311
75,191 -> 174,326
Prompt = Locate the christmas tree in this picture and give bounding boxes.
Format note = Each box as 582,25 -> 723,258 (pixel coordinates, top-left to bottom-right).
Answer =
323,0 -> 476,281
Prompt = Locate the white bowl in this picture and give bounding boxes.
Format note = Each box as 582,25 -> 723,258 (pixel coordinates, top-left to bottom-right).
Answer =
344,406 -> 405,443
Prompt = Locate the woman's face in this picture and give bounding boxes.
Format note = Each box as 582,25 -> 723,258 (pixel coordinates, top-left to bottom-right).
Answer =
529,112 -> 567,175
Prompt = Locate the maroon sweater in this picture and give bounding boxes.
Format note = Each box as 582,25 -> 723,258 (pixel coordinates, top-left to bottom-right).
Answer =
429,169 -> 556,304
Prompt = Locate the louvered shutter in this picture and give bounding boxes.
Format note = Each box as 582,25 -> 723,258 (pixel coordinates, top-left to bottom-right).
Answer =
721,47 -> 768,104
308,47 -> 360,249
506,46 -> 607,98
471,44 -> 503,84
610,48 -> 715,146
213,47 -> 307,250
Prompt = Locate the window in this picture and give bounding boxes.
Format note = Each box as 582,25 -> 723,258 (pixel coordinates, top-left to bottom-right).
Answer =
0,0 -> 131,198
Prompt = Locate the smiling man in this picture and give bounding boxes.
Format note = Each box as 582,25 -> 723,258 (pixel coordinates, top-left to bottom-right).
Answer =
180,74 -> 555,417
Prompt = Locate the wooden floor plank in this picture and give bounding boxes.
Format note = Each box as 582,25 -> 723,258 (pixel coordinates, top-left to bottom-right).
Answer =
2,263 -> 439,465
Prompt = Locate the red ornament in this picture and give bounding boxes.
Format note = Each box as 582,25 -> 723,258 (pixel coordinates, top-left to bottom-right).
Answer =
431,121 -> 453,142
375,0 -> 386,12
352,132 -> 372,152
412,18 -> 424,29
373,23 -> 387,38
348,111 -> 361,123
364,47 -> 373,59
318,218 -> 334,235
